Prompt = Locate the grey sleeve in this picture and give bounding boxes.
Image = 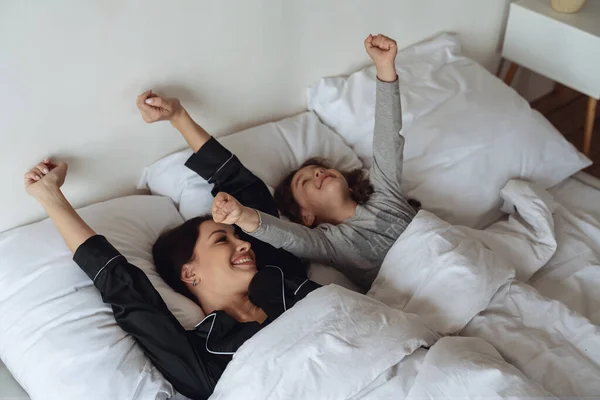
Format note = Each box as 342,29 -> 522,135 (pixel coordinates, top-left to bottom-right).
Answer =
246,211 -> 338,265
369,78 -> 405,197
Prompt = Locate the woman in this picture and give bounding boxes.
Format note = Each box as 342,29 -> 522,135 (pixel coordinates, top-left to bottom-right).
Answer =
212,34 -> 418,291
24,90 -> 319,400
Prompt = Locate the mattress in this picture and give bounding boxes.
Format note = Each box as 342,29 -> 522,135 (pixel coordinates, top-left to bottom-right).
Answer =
2,172 -> 599,399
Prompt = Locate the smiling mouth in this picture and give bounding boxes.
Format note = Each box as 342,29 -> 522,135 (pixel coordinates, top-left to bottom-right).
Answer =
319,174 -> 333,188
231,253 -> 256,269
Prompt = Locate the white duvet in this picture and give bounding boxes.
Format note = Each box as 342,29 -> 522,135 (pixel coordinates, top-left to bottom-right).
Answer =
210,180 -> 600,399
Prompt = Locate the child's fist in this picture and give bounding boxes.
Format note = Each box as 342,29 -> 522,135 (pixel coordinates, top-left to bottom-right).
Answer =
212,192 -> 244,225
364,34 -> 397,67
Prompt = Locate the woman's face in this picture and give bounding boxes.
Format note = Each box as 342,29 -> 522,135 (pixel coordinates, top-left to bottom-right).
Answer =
182,220 -> 257,296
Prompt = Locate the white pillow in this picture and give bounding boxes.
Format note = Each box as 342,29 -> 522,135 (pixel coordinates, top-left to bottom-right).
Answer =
0,195 -> 203,400
307,33 -> 591,228
138,111 -> 362,220
308,33 -> 464,165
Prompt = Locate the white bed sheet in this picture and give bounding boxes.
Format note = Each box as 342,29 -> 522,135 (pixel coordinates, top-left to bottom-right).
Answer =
530,172 -> 600,324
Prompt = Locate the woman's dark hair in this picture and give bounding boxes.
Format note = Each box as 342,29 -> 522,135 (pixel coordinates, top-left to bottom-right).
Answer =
274,158 -> 374,226
152,215 -> 213,304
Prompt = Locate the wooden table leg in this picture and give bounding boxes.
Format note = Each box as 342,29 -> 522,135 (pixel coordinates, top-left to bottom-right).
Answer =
504,62 -> 519,86
584,97 -> 598,156
496,59 -> 506,77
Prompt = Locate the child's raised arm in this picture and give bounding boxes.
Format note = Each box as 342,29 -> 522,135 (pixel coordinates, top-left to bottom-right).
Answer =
212,192 -> 338,265
365,34 -> 405,199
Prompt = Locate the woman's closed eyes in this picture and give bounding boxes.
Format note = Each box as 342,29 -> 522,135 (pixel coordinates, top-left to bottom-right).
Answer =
214,232 -> 242,245
216,235 -> 228,244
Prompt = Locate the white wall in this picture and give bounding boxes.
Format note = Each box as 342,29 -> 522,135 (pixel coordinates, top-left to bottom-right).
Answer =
0,0 -> 513,232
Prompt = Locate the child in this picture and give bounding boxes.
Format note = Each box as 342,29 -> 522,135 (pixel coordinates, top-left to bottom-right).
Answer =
213,34 -> 416,291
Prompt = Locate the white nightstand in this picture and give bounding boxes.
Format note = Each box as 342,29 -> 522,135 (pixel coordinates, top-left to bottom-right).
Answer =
502,0 -> 600,156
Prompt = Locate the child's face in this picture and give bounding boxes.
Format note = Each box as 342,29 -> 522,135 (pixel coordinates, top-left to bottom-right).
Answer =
290,164 -> 351,226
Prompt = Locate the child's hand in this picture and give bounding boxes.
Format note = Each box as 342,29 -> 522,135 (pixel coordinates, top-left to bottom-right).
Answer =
364,34 -> 398,82
213,192 -> 245,225
24,158 -> 68,199
136,90 -> 184,123
365,34 -> 397,66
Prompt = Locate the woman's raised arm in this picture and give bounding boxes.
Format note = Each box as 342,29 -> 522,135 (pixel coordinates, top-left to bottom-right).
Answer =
24,159 -> 95,252
137,89 -> 211,152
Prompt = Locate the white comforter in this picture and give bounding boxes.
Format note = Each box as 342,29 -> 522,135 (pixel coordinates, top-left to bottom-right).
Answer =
210,181 -> 600,399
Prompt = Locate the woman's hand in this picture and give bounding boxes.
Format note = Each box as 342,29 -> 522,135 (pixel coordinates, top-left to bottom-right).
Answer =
24,158 -> 68,199
137,89 -> 210,152
136,90 -> 185,123
24,158 -> 95,252
364,34 -> 398,82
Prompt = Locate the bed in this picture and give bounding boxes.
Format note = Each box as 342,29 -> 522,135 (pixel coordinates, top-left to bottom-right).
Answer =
2,172 -> 598,399
1,32 -> 599,399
